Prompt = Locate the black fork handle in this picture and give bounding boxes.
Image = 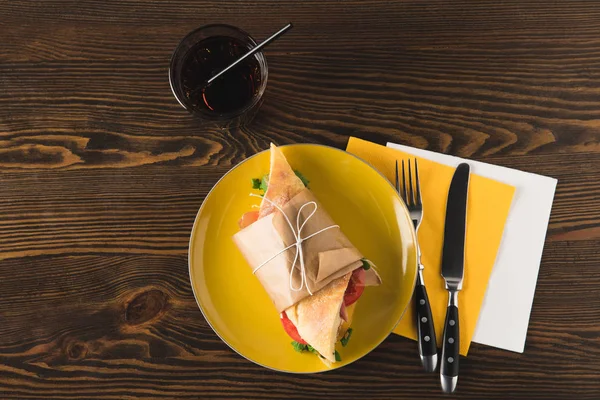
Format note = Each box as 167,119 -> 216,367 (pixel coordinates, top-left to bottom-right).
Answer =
415,271 -> 438,372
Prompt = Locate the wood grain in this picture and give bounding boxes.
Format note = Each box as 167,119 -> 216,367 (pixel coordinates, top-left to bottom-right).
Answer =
1,0 -> 600,398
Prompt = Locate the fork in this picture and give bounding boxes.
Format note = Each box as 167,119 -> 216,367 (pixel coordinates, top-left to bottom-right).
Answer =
396,159 -> 438,373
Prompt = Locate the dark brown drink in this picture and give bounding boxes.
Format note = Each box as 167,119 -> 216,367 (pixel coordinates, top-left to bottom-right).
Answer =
169,24 -> 268,127
180,36 -> 262,114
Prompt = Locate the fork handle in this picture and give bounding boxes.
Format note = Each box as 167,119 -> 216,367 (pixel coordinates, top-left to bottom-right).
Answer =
415,271 -> 438,372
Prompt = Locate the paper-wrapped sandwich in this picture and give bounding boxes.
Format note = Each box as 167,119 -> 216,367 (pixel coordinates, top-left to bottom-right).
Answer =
233,144 -> 381,364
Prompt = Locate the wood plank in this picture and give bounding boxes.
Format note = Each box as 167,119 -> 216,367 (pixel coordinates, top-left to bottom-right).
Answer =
3,49 -> 600,161
0,150 -> 597,262
0,240 -> 599,399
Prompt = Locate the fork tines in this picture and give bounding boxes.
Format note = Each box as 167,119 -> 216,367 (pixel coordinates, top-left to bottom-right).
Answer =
395,159 -> 422,209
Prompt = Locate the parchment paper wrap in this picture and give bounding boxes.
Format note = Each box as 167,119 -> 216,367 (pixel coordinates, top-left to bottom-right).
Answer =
233,188 -> 364,312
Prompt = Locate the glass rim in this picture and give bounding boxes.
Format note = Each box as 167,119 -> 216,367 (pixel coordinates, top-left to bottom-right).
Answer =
168,24 -> 269,121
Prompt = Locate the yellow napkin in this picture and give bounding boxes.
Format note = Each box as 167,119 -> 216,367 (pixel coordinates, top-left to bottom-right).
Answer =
346,137 -> 515,355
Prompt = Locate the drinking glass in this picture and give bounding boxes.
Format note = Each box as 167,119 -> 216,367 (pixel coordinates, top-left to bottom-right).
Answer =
169,24 -> 268,128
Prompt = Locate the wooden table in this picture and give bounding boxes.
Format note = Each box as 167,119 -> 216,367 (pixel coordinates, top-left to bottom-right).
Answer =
1,1 -> 599,398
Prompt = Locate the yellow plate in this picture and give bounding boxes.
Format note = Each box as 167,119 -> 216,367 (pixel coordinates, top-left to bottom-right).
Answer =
189,144 -> 417,373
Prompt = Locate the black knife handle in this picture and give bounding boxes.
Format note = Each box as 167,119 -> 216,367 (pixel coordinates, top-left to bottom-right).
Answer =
415,278 -> 437,372
440,291 -> 459,393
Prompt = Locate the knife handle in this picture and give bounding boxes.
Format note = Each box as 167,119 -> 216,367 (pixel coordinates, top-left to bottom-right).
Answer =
440,290 -> 459,393
415,273 -> 437,372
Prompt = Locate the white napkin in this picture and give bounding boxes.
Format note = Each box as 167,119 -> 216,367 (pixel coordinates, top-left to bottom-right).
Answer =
387,142 -> 557,353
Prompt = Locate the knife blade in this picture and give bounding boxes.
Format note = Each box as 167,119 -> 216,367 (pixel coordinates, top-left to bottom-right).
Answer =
440,162 -> 470,394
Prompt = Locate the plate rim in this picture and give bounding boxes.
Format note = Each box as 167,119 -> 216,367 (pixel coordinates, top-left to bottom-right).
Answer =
188,143 -> 418,373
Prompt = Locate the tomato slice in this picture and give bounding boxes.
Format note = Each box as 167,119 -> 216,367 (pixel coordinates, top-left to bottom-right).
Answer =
238,210 -> 259,229
343,267 -> 366,307
280,311 -> 307,344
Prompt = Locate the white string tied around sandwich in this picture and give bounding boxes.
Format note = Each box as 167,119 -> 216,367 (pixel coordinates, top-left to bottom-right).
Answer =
250,193 -> 340,296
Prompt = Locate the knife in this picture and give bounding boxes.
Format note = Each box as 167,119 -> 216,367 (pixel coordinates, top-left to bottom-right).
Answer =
440,163 -> 470,394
